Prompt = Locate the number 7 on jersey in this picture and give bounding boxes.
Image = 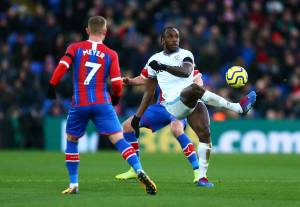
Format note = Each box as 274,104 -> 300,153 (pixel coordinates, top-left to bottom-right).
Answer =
84,61 -> 102,85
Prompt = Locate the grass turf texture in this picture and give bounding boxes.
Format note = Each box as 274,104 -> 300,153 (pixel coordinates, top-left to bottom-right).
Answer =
0,151 -> 299,207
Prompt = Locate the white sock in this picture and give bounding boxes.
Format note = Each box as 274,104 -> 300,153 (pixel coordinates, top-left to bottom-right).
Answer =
69,183 -> 79,188
197,142 -> 212,178
200,90 -> 243,113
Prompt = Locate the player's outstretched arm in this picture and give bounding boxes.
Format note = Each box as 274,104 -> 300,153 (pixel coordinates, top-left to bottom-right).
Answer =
131,78 -> 157,137
193,73 -> 203,86
123,76 -> 145,86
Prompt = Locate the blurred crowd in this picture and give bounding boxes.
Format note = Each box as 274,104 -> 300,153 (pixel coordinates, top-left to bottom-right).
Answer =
0,0 -> 300,147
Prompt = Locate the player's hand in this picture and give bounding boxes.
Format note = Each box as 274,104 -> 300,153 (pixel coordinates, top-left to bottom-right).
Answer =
122,77 -> 131,86
47,83 -> 56,100
131,115 -> 141,137
149,60 -> 166,72
111,95 -> 120,106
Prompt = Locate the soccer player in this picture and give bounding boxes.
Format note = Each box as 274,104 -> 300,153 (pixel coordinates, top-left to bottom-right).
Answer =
131,27 -> 257,187
46,16 -> 157,195
116,70 -> 203,184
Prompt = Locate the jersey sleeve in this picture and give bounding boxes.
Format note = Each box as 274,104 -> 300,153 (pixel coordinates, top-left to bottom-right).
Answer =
145,56 -> 157,78
140,68 -> 148,79
182,51 -> 195,67
109,51 -> 122,97
60,43 -> 76,69
49,44 -> 76,85
109,50 -> 122,82
193,69 -> 201,80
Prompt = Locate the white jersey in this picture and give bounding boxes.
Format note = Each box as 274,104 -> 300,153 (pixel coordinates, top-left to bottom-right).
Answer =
146,48 -> 195,102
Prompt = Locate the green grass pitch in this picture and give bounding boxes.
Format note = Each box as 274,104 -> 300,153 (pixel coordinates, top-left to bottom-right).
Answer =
0,151 -> 299,207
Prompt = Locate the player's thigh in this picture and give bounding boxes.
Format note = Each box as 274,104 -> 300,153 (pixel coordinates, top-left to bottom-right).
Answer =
66,106 -> 90,138
91,104 -> 122,135
140,104 -> 173,132
180,83 -> 204,108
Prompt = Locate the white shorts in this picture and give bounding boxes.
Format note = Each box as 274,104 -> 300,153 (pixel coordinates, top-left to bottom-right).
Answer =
163,97 -> 195,120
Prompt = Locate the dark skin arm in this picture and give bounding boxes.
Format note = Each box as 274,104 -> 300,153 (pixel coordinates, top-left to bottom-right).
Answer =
149,60 -> 193,78
135,77 -> 158,117
131,77 -> 157,137
164,62 -> 193,77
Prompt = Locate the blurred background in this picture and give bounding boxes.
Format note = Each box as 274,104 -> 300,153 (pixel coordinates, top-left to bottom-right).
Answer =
0,0 -> 299,153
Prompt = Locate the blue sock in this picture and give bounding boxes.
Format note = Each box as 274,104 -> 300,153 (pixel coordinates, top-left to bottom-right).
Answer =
124,132 -> 140,158
177,133 -> 199,170
114,138 -> 142,173
65,140 -> 79,184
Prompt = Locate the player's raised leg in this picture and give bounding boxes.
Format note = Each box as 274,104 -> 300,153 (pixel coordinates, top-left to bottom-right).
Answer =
187,102 -> 214,188
115,116 -> 138,180
180,83 -> 256,114
170,120 -> 200,183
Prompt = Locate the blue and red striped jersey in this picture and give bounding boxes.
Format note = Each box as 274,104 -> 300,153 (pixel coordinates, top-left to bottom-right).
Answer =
52,40 -> 122,107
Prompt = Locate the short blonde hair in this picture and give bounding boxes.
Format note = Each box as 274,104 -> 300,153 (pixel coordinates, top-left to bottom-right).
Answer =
88,16 -> 106,35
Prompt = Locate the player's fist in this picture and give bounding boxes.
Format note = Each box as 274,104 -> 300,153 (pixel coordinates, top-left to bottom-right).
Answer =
122,77 -> 131,86
47,83 -> 56,100
111,95 -> 120,106
131,115 -> 141,138
149,60 -> 166,72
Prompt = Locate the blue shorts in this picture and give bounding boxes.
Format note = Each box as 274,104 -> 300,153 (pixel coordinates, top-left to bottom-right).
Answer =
66,103 -> 122,138
140,104 -> 187,132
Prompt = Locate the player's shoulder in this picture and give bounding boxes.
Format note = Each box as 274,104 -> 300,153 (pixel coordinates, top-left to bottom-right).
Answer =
178,48 -> 193,57
148,51 -> 164,61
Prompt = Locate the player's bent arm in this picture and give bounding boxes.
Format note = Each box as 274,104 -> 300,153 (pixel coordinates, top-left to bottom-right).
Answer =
109,50 -> 123,106
47,45 -> 74,99
49,63 -> 69,85
149,57 -> 193,77
163,62 -> 193,77
135,78 -> 157,117
111,79 -> 122,97
109,51 -> 122,97
49,44 -> 75,86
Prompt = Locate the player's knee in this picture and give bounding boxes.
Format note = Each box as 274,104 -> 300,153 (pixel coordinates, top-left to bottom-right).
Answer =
122,117 -> 134,132
170,121 -> 184,137
108,132 -> 123,144
67,134 -> 79,142
191,83 -> 205,95
171,127 -> 184,137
